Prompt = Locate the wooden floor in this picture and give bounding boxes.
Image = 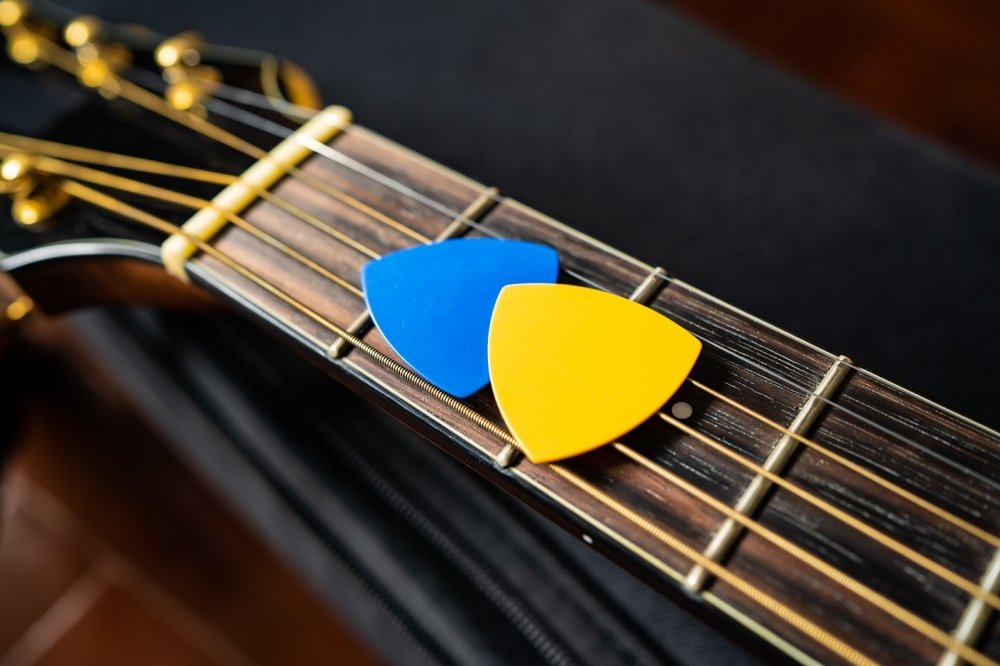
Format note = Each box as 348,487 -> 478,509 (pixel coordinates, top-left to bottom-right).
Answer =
671,0 -> 1000,169
0,314 -> 379,666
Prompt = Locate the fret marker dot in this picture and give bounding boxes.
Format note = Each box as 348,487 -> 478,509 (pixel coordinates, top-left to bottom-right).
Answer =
582,534 -> 594,545
671,401 -> 693,420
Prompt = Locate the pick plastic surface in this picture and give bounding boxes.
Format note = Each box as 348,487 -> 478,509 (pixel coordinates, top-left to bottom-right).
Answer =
488,284 -> 702,463
363,239 -> 559,398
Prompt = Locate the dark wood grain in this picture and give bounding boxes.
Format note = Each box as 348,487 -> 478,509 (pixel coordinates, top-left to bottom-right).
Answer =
182,124 -> 1000,666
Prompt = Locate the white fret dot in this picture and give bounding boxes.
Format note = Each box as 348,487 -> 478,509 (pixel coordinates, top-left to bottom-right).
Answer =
671,401 -> 693,420
582,534 -> 594,545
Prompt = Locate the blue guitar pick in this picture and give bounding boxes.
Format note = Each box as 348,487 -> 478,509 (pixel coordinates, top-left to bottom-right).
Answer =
362,238 -> 559,398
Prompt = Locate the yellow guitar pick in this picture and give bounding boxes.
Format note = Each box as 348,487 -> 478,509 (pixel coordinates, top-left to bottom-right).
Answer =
488,284 -> 701,463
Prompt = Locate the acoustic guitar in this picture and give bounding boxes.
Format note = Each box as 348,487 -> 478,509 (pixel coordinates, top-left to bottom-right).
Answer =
0,4 -> 997,664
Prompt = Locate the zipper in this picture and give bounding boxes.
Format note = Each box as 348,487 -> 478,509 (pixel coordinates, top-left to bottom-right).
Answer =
319,419 -> 581,666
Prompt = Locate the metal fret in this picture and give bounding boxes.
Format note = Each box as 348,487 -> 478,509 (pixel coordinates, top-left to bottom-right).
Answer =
683,355 -> 853,593
628,266 -> 670,304
938,549 -> 1000,666
327,186 -> 499,358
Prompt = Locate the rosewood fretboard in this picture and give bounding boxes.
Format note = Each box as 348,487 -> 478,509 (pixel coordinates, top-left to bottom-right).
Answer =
176,120 -> 1000,665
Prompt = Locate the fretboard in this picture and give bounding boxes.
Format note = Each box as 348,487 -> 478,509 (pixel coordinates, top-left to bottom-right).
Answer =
178,119 -> 1000,666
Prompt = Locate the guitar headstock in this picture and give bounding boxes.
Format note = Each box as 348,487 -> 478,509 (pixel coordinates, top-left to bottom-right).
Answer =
0,0 -> 323,312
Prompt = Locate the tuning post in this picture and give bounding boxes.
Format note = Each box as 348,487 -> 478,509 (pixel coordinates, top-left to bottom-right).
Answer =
155,32 -> 220,113
0,0 -> 27,28
0,1 -> 41,68
0,154 -> 68,227
63,14 -> 100,48
61,14 -> 129,97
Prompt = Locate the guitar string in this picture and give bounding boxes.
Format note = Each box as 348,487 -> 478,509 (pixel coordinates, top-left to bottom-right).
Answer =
13,143 -> 1000,647
6,131 -> 999,603
26,35 -> 429,245
7,33 -> 1000,624
609,442 -> 993,666
0,150 -> 368,295
657,412 -> 1000,610
48,177 -> 883,666
686,378 -> 1000,550
172,66 -> 1000,444
0,132 -> 381,261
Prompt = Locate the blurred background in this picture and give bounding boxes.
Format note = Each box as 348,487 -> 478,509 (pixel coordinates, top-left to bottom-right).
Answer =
675,0 -> 1000,169
1,0 -> 998,664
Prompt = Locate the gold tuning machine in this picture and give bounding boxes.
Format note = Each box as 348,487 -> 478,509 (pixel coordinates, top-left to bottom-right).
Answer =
62,14 -> 130,97
0,154 -> 68,227
0,0 -> 27,28
0,1 -> 43,69
155,32 -> 220,113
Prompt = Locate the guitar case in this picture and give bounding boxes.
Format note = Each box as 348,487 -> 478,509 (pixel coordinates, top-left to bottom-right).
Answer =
3,0 -> 999,664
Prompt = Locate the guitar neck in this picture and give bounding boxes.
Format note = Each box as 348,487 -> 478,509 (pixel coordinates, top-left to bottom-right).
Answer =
164,115 -> 1000,665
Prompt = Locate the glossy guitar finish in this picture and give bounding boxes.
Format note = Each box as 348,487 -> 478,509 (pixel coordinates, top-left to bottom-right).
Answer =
1,6 -> 999,665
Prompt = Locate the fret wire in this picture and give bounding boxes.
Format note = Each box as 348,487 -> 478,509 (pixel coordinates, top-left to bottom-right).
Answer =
58,178 -> 893,666
657,412 -> 1000,612
672,280 -> 1000,441
685,378 -> 1000,550
611,442 -> 996,665
548,464 -> 881,666
14,37 -> 999,653
681,322 -> 1000,492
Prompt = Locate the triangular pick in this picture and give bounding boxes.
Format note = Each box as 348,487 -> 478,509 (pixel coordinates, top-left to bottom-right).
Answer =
363,239 -> 559,398
488,284 -> 701,463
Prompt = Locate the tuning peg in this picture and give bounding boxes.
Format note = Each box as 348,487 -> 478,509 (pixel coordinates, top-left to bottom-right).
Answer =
0,1 -> 40,68
0,155 -> 67,226
155,32 -> 220,113
58,14 -> 129,96
10,179 -> 69,227
63,14 -> 101,48
0,0 -> 27,28
155,32 -> 202,69
0,154 -> 35,194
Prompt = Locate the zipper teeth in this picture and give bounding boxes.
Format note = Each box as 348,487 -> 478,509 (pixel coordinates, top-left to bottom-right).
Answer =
157,317 -> 574,665
211,408 -> 456,666
159,345 -> 453,666
327,424 -> 580,666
